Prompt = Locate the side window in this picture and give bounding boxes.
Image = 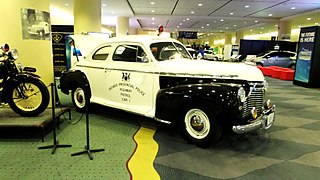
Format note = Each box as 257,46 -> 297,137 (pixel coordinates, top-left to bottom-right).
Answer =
113,45 -> 148,63
92,45 -> 111,60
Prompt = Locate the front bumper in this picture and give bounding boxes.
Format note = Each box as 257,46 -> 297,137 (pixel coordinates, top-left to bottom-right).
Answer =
232,105 -> 276,134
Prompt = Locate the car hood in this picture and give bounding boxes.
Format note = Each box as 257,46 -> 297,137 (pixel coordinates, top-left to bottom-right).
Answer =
157,59 -> 264,81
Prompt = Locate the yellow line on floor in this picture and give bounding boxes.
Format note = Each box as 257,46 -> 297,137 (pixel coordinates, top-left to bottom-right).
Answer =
128,125 -> 160,180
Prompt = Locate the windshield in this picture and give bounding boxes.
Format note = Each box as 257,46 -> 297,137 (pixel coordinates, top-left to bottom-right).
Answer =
150,42 -> 192,61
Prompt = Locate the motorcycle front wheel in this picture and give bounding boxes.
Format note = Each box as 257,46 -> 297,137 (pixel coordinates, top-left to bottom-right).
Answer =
8,79 -> 49,117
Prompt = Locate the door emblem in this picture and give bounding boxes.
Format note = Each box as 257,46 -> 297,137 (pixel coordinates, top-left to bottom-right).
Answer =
122,72 -> 131,82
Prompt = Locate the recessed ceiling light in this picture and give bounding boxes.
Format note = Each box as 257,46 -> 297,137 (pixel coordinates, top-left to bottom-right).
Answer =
274,24 -> 278,26
198,3 -> 203,6
268,14 -> 272,16
220,19 -> 224,22
226,27 -> 229,29
255,20 -> 258,23
307,17 -> 311,20
151,10 -> 155,13
152,22 -> 155,25
315,23 -> 319,25
201,26 -> 204,29
207,24 -> 210,26
244,21 -> 247,23
151,2 -> 155,5
220,30 -> 222,32
112,12 -> 115,14
180,23 -> 182,25
230,12 -> 234,15
291,7 -> 295,10
186,18 -> 190,20
191,11 -> 194,14
260,32 -> 262,34
245,5 -> 249,8
250,29 -> 253,31
261,27 -> 264,29
214,21 -> 216,23
102,4 -> 106,7
64,3 -> 69,6
183,19 -> 186,22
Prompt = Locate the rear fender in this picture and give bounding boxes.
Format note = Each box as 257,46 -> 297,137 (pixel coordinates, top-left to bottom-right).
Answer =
59,70 -> 91,98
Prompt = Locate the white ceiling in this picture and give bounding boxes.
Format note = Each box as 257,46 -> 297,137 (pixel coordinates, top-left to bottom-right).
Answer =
50,0 -> 320,35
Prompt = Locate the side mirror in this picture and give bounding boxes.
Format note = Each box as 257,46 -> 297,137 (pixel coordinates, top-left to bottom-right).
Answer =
137,54 -> 149,63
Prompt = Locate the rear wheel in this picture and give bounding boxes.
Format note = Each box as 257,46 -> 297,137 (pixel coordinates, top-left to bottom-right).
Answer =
180,104 -> 222,147
8,79 -> 49,117
71,86 -> 87,112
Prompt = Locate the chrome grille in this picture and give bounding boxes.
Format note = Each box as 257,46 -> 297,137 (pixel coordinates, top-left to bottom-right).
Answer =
242,90 -> 264,118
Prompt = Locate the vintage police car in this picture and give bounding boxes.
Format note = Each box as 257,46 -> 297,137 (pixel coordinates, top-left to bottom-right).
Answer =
60,35 -> 275,147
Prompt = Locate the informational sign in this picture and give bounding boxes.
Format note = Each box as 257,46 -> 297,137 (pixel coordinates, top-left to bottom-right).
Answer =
294,28 -> 315,83
178,31 -> 198,39
52,33 -> 72,77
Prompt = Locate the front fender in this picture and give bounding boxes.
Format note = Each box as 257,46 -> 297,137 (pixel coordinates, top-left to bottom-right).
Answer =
155,83 -> 241,124
60,70 -> 92,98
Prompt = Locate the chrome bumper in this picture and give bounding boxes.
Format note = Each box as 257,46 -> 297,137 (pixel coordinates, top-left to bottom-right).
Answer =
232,105 -> 276,134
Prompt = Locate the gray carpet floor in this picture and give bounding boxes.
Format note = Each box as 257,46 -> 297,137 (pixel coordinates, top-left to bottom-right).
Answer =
154,76 -> 320,179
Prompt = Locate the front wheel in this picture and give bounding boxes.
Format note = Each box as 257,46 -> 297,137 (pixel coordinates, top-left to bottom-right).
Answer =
8,79 -> 49,117
180,105 -> 222,147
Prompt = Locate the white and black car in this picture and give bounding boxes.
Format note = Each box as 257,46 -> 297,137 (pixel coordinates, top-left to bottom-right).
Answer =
60,35 -> 275,147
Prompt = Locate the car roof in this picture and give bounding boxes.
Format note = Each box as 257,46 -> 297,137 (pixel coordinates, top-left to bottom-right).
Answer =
101,35 -> 182,46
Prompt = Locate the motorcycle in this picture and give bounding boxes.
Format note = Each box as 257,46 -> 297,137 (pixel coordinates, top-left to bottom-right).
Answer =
0,43 -> 49,116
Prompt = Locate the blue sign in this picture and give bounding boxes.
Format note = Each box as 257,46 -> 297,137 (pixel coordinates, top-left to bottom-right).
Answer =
294,29 -> 315,83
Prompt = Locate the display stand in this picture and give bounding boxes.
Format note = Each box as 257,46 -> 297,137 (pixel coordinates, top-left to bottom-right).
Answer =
71,96 -> 105,160
38,83 -> 72,154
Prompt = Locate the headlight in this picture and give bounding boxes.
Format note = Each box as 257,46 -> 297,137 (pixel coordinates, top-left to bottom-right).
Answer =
237,87 -> 246,103
10,49 -> 19,60
264,99 -> 272,109
263,79 -> 268,91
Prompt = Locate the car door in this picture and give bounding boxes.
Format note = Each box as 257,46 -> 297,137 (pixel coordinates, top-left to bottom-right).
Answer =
103,43 -> 156,116
82,44 -> 113,101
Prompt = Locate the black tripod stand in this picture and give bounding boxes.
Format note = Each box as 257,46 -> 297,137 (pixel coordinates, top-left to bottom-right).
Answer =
38,83 -> 71,154
71,94 -> 104,160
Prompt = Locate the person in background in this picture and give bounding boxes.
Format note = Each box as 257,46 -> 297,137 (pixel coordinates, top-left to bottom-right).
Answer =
197,46 -> 204,59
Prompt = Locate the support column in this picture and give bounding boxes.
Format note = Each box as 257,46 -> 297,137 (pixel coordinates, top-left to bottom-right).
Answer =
224,33 -> 232,60
209,37 -> 215,48
117,17 -> 129,36
74,0 -> 101,34
0,0 -> 53,106
235,31 -> 244,45
278,20 -> 291,41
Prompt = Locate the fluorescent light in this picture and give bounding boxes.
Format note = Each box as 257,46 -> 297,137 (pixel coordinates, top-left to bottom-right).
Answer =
198,3 -> 203,6
207,24 -> 210,26
191,11 -> 194,14
245,5 -> 249,8
268,14 -> 272,16
291,7 -> 295,10
151,2 -> 155,5
230,12 -> 234,15
255,20 -> 258,23
220,19 -> 224,21
186,18 -> 190,20
151,10 -> 155,13
307,17 -> 311,20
